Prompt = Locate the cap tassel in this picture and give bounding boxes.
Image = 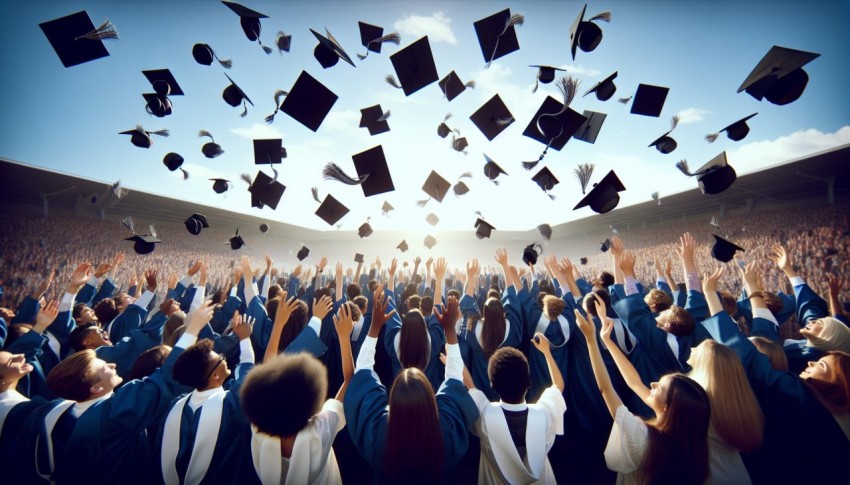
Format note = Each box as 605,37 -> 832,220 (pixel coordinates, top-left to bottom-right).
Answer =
377,110 -> 391,122
464,80 -> 476,90
270,165 -> 279,181
589,11 -> 612,23
121,216 -> 135,233
547,193 -> 556,201
710,216 -> 721,228
385,74 -> 402,89
322,162 -> 370,185
214,53 -> 233,69
417,199 -> 431,207
240,100 -> 248,118
522,160 -> 540,170
180,168 -> 189,180
265,89 -> 288,124
259,40 -> 273,55
76,19 -> 119,41
311,187 -> 321,203
556,76 -> 580,110
670,115 -> 680,132
618,96 -> 632,104
358,32 -> 401,60
149,224 -> 157,238
150,129 -> 170,137
675,159 -> 693,176
240,172 -> 253,186
574,163 -> 595,194
486,12 -> 525,67
652,191 -> 662,205
199,130 -> 214,141
532,79 -> 539,94
705,132 -> 720,143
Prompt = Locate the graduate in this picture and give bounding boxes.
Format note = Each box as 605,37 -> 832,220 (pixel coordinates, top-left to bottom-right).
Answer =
4,300 -> 62,399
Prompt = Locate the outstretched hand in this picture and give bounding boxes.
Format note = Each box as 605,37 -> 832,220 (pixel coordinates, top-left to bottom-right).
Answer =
494,248 -> 509,267
312,295 -> 333,321
574,309 -> 597,343
434,295 -> 459,337
34,300 -> 60,333
769,244 -> 793,273
333,303 -> 354,340
530,332 -> 552,354
369,284 -> 397,337
68,262 -> 92,292
185,301 -> 215,336
676,232 -> 696,262
703,266 -> 725,294
231,311 -> 256,341
274,292 -> 299,326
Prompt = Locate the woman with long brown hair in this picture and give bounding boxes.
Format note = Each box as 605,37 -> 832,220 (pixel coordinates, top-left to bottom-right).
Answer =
575,295 -> 711,484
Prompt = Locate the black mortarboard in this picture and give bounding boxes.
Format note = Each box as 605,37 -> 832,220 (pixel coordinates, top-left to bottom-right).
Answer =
738,46 -> 820,105
354,253 -> 365,263
359,22 -> 384,53
210,178 -> 230,194
574,110 -> 607,144
569,4 -> 611,60
276,32 -> 291,53
388,36 -> 439,96
483,154 -> 507,183
531,167 -> 559,198
280,71 -> 338,132
222,73 -> 253,116
310,28 -> 355,68
352,145 -> 395,197
162,153 -> 189,180
470,94 -> 514,141
523,96 -> 587,151
119,125 -> 168,149
523,243 -> 542,265
649,116 -> 681,154
315,194 -> 350,226
573,170 -> 625,214
359,104 -> 391,136
222,2 -> 268,46
706,113 -> 758,143
143,93 -> 172,118
253,139 -> 284,165
382,201 -> 394,215
583,71 -> 618,101
421,171 -> 451,204
427,213 -> 440,226
39,11 -> 116,68
297,245 -> 310,261
259,223 -> 270,233
600,239 -> 611,252
142,69 -> 184,96
249,171 -> 286,210
358,220 -> 373,238
530,65 -> 566,85
424,235 -> 437,250
192,43 -> 232,68
397,240 -> 409,252
628,84 -> 669,117
199,130 -> 224,158
125,235 -> 161,255
474,9 -> 523,64
538,224 -> 552,240
676,152 -> 737,195
184,213 -> 209,235
229,229 -> 246,250
711,235 -> 745,263
580,257 -> 588,265
439,71 -> 474,101
475,218 -> 495,239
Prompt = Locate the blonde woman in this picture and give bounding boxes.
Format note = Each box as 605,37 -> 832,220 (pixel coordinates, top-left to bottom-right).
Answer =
688,339 -> 764,484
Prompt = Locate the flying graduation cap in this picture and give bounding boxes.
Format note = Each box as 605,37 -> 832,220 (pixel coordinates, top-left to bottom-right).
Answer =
569,4 -> 611,60
418,171 -> 451,207
620,83 -> 669,117
357,21 -> 400,60
221,1 -> 272,54
386,36 -> 439,96
573,170 -> 626,214
229,228 -> 247,250
530,65 -> 565,93
437,113 -> 456,139
199,130 -> 224,158
358,218 -> 373,238
381,201 -> 394,215
537,224 -> 552,241
119,125 -> 168,149
469,94 -> 514,141
142,69 -> 182,117
359,104 -> 391,135
426,213 -> 440,226
184,213 -> 209,236
706,113 -> 758,143
424,235 -> 437,250
222,73 -> 253,117
275,31 -> 291,53
312,187 -> 350,226
162,153 -> 189,180
351,145 -> 395,197
452,172 -> 473,196
296,245 -> 309,261
522,243 -> 543,266
676,151 -> 736,195
531,167 -> 559,200
121,216 -> 161,255
573,110 -> 607,144
709,217 -> 747,263
583,71 -> 618,101
253,139 -> 286,165
439,71 -> 476,101
522,77 -> 587,170
474,212 -> 495,239
242,170 -> 285,210
279,71 -> 338,132
192,43 -> 232,68
311,28 -> 355,68
474,8 -> 525,66
738,46 -> 820,105
483,154 -> 507,185
397,240 -> 409,252
649,115 -> 681,154
39,10 -> 118,68
210,178 -> 230,194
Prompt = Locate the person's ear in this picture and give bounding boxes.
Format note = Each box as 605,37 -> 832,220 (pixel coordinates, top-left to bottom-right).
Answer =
90,384 -> 103,394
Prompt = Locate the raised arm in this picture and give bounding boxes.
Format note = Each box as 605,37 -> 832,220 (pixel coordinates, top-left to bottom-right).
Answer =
387,258 -> 398,300
611,235 -> 625,285
333,303 -> 355,401
827,273 -> 847,320
464,258 -> 480,297
596,295 -> 650,405
434,257 -> 447,304
702,266 -> 726,317
558,257 -> 582,300
263,292 -> 300,362
574,304 -> 623,418
530,333 -> 565,392
676,232 -> 701,292
335,262 -> 344,303
495,248 -> 519,292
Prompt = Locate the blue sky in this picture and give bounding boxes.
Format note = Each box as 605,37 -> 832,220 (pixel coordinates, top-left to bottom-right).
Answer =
1,0 -> 849,231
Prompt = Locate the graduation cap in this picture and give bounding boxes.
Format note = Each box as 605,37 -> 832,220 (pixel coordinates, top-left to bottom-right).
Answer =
199,130 -> 224,158
453,172 -> 473,196
426,213 -> 440,226
253,139 -> 285,165
121,217 -> 161,255
436,113 -> 456,138
192,43 -> 232,68
386,36 -> 439,96
296,245 -> 310,261
229,229 -> 247,250
222,73 -> 253,117
312,188 -> 350,226
310,28 -> 355,68
143,69 -> 184,96
538,224 -> 552,241
39,10 -> 117,68
245,170 -> 286,210
676,152 -> 736,195
573,110 -> 607,144
357,21 -> 400,60
531,167 -> 559,200
474,9 -> 524,65
469,94 -> 515,141
221,1 -> 272,54
573,170 -> 626,214
349,145 -> 395,197
483,154 -> 507,184
583,71 -> 618,101
450,133 -> 469,154
184,213 -> 209,236
359,104 -> 391,136
358,218 -> 373,238
259,223 -> 270,233
600,239 -> 611,252
418,171 -> 451,206
397,240 -> 409,252
381,201 -> 394,215
530,65 -> 565,93
738,46 -> 820,105
210,178 -> 231,194
621,84 -> 669,118
162,153 -> 189,180
354,253 -> 365,264
580,257 -> 588,265
706,113 -> 758,143
569,4 -> 612,60
424,235 -> 437,250
119,125 -> 168,149
475,217 -> 495,239
649,116 -> 681,154
439,71 -> 475,101
143,92 -> 172,118
275,31 -> 291,53
523,243 -> 543,266
522,78 -> 587,170
280,71 -> 338,132
711,235 -> 745,263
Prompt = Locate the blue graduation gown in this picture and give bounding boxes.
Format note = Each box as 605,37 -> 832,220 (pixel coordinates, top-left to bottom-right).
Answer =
0,396 -> 50,473
107,302 -> 150,343
384,309 -> 447,393
209,295 -> 242,334
97,311 -> 167,378
521,293 -> 570,403
5,330 -> 53,399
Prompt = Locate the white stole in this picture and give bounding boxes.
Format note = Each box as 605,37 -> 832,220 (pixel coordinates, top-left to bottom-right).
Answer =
475,320 -> 512,347
535,314 -> 570,348
666,333 -> 683,369
0,389 -> 28,433
35,400 -> 75,481
351,316 -> 366,342
250,427 -> 283,485
45,332 -> 61,361
161,389 -> 226,485
482,403 -> 547,484
609,317 -> 634,355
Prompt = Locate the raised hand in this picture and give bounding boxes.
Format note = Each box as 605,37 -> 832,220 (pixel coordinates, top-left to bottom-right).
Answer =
231,311 -> 256,341
573,309 -> 597,343
185,301 -> 215,336
559,257 -> 575,278
144,268 -> 158,291
312,295 -> 333,321
33,299 -> 60,333
530,332 -> 553,354
413,256 -> 422,266
187,261 -> 202,276
167,272 -> 178,290
68,262 -> 93,293
317,256 -> 328,273
466,258 -> 480,280
375,257 -> 383,270
676,232 -> 696,262
240,255 -> 253,281
610,235 -> 624,257
369,284 -> 397,337
112,252 -> 126,269
434,295 -> 459,335
265,254 -> 273,270
274,292 -> 299,326
333,303 -> 354,340
619,251 -> 636,277
335,262 -> 344,280
388,258 -> 398,276
769,244 -> 793,273
494,248 -> 509,267
828,273 -> 845,298
703,266 -> 725,294
93,263 -> 112,278
425,256 -> 434,268
35,268 -> 56,298
739,262 -> 762,294
434,257 -> 448,279
291,264 -> 303,278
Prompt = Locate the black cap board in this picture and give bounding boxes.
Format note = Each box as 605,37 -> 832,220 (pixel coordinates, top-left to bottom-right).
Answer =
569,4 -> 611,60
421,171 -> 451,203
738,46 -> 820,105
210,178 -> 230,194
475,218 -> 495,239
426,213 -> 440,226
711,235 -> 745,263
359,22 -> 384,53
474,9 -> 522,64
280,70 -> 338,132
184,213 -> 209,235
125,235 -> 161,255
143,93 -> 172,118
583,71 -> 618,101
573,170 -> 625,214
439,71 -> 471,101
397,240 -> 409,252
600,239 -> 611,252
649,116 -> 681,154
573,110 -> 607,144
676,152 -> 736,195
483,154 -> 507,182
142,69 -> 184,96
538,224 -> 552,240
532,167 -> 559,193
221,2 -> 268,19
530,65 -> 566,84
222,73 -> 253,115
354,253 -> 365,263
358,221 -> 373,238
253,139 -> 284,165
629,84 -> 668,117
222,1 -> 267,44
424,235 -> 437,249
352,145 -> 395,197
707,113 -> 758,143
39,11 -> 114,68
311,28 -> 355,68
297,245 -> 310,261
315,194 -> 350,225
120,125 -> 168,149
523,96 -> 587,150
389,36 -> 439,96
229,230 -> 246,250
249,171 -> 286,210
359,104 -> 391,136
276,32 -> 291,53
523,243 -> 542,265
469,94 -> 514,141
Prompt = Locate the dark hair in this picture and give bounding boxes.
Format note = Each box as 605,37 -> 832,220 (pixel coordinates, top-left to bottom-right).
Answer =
352,295 -> 368,313
643,374 -> 711,485
664,306 -> 696,338
94,298 -> 119,325
447,289 -> 461,300
367,280 -> 379,293
278,300 -> 309,353
347,283 -> 362,300
385,368 -> 443,484
47,350 -> 97,402
543,295 -> 565,321
314,287 -> 332,303
267,284 -> 283,301
72,303 -> 87,319
583,289 -> 612,318
402,283 -> 418,304
346,301 -> 362,323
480,297 -> 507,358
127,345 -> 172,381
172,339 -> 216,390
488,347 -> 531,404
406,295 -> 421,313
265,297 -> 280,320
539,279 -> 555,297
163,311 -> 186,345
211,290 -> 227,306
4,323 -> 32,348
487,288 -> 501,301
646,289 -> 673,313
598,271 -> 615,288
241,352 -> 327,437
68,323 -> 99,351
420,295 -> 434,316
805,351 -> 850,414
749,336 -> 788,371
762,291 -> 784,319
399,310 -> 430,371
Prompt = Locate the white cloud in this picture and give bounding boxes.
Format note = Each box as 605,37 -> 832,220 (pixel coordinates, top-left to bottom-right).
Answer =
230,123 -> 284,140
563,64 -> 601,77
394,11 -> 456,45
321,110 -> 361,134
675,108 -> 711,124
730,125 -> 850,172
